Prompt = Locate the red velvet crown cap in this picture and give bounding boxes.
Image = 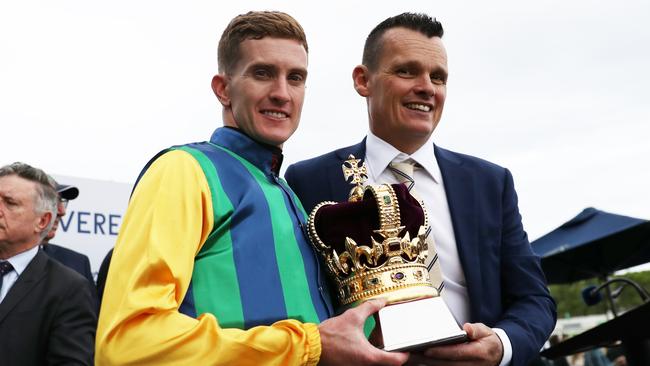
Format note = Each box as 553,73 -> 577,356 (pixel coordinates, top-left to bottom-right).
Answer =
313,183 -> 425,253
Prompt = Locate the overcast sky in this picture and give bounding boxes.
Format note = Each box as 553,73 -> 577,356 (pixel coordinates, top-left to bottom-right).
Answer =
2,0 -> 649,242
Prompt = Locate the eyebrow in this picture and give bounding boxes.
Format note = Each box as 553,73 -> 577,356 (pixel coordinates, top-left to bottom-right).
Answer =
248,62 -> 276,71
291,66 -> 308,75
0,193 -> 17,202
247,63 -> 308,77
397,60 -> 447,73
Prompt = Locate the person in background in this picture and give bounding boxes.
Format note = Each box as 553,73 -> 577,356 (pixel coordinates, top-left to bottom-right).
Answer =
41,179 -> 95,285
0,162 -> 96,365
548,334 -> 570,366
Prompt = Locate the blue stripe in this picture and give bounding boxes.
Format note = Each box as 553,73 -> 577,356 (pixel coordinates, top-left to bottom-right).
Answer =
188,142 -> 287,329
277,178 -> 333,321
179,282 -> 197,318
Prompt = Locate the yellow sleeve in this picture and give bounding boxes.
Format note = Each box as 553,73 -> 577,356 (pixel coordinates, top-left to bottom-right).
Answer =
96,149 -> 321,366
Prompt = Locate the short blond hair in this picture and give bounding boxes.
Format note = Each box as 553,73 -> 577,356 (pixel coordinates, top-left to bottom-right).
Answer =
218,11 -> 307,74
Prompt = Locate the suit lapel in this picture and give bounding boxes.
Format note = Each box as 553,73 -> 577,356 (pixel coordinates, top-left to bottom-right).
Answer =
435,146 -> 482,322
0,250 -> 48,325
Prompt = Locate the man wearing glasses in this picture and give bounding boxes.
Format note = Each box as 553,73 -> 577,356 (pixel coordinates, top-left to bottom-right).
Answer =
41,180 -> 95,287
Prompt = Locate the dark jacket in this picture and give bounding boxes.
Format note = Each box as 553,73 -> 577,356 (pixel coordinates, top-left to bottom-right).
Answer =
0,250 -> 97,365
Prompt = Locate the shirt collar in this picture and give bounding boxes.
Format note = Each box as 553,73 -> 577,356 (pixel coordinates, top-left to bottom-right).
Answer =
365,131 -> 442,184
209,127 -> 284,176
5,245 -> 39,277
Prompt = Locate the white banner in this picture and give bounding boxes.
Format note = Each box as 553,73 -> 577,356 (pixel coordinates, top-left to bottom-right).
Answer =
51,174 -> 133,278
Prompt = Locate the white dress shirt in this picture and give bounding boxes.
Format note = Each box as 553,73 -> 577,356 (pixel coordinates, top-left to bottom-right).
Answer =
0,245 -> 39,303
364,131 -> 512,366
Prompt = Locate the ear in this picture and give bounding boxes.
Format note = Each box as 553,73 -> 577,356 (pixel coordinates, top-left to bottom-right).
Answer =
352,65 -> 371,97
36,211 -> 52,234
211,74 -> 231,107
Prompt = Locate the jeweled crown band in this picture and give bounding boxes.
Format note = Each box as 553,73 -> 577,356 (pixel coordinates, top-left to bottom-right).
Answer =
365,184 -> 400,231
307,183 -> 435,306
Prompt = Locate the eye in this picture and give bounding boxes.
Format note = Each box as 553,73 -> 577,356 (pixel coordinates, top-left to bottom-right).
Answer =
430,74 -> 446,85
253,68 -> 272,79
288,73 -> 305,83
396,68 -> 413,77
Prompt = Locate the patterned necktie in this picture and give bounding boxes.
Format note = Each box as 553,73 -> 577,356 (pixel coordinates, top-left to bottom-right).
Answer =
388,160 -> 445,294
0,261 -> 15,295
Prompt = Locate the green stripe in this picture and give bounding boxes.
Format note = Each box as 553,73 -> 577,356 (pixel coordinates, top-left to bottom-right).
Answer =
219,147 -> 320,324
175,146 -> 245,328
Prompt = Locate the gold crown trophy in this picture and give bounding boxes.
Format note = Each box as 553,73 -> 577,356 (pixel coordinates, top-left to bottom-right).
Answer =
307,155 -> 467,351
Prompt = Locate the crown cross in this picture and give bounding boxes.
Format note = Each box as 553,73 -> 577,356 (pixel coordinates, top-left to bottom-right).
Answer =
342,154 -> 368,201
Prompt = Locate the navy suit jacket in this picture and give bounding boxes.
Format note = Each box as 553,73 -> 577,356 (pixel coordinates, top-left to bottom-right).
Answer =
285,140 -> 556,366
42,243 -> 94,285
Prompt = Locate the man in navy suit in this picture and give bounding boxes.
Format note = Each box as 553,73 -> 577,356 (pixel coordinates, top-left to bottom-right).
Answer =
285,13 -> 556,366
41,180 -> 95,285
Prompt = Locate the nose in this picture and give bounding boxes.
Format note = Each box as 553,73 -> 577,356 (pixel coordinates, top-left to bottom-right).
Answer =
269,78 -> 290,104
413,75 -> 435,98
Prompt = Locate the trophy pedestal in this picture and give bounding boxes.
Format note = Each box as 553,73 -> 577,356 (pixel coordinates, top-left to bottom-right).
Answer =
375,296 -> 467,352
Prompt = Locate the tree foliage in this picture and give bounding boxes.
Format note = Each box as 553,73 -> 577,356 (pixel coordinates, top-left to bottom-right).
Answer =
549,270 -> 650,318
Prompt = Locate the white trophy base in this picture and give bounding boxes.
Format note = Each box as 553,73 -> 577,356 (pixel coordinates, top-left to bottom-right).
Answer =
376,296 -> 468,352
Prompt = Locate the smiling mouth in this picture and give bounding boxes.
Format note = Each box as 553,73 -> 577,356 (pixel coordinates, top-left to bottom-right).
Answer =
404,103 -> 432,112
262,110 -> 289,119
